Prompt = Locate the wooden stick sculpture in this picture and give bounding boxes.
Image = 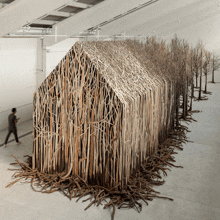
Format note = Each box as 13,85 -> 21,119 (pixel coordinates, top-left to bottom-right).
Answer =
7,38 -> 213,220
32,40 -> 175,188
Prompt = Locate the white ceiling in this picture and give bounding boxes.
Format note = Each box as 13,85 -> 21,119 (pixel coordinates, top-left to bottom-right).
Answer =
0,0 -> 104,38
97,0 -> 220,51
1,0 -> 220,52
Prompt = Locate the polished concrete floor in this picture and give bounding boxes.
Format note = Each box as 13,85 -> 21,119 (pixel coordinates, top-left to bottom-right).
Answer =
0,75 -> 220,220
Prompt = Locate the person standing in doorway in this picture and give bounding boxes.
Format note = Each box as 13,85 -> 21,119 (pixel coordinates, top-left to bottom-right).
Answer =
4,108 -> 21,147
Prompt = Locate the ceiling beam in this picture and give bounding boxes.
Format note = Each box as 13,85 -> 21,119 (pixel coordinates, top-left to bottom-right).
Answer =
43,0 -> 155,46
0,0 -> 71,37
30,20 -> 58,26
48,11 -> 72,18
66,2 -> 92,9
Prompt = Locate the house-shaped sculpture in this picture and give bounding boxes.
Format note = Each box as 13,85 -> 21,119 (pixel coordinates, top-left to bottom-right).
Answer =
33,40 -> 174,188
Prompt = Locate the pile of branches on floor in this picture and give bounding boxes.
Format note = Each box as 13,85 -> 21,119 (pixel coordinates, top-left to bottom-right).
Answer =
6,124 -> 189,220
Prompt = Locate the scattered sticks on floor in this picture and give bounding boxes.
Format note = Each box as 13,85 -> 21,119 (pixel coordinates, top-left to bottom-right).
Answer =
6,124 -> 188,220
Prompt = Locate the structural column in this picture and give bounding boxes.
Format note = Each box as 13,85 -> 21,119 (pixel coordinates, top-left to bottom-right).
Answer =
36,38 -> 47,90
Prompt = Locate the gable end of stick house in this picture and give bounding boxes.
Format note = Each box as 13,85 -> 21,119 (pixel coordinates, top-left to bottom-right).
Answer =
32,40 -> 175,188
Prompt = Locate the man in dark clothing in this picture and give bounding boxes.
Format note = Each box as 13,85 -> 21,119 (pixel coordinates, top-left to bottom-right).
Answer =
4,108 -> 21,147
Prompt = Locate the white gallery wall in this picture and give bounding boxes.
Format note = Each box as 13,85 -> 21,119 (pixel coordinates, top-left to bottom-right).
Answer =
0,37 -> 78,131
46,38 -> 78,77
0,38 -> 38,131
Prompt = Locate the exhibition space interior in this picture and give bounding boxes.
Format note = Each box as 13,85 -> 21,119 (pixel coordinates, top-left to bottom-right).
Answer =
1,0 -> 220,219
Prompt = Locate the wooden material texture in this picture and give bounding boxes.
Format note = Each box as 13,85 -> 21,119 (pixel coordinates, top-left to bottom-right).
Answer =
33,40 -> 175,188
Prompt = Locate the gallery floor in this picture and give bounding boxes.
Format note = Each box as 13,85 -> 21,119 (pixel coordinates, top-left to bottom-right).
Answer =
1,74 -> 220,220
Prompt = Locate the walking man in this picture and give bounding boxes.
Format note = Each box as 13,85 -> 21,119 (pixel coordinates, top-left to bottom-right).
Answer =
4,108 -> 21,147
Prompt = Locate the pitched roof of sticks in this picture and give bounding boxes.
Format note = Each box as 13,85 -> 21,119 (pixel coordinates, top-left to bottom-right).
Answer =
74,40 -> 171,104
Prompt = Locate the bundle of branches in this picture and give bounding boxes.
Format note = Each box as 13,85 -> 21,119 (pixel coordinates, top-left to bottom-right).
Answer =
7,124 -> 189,220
